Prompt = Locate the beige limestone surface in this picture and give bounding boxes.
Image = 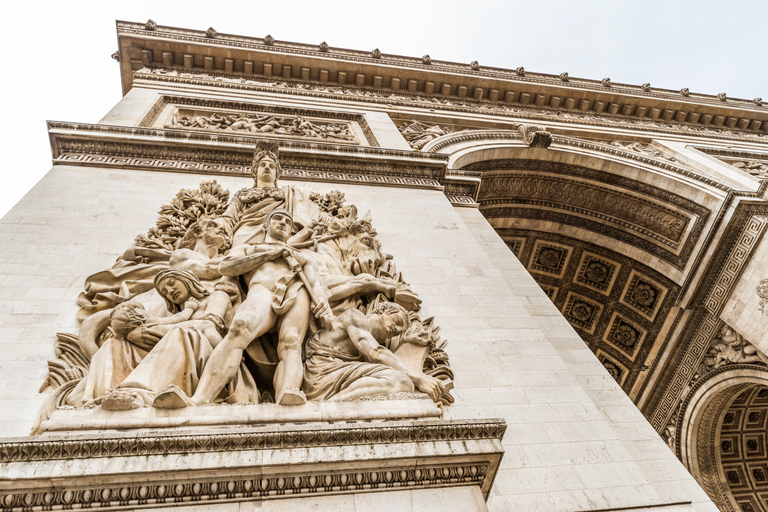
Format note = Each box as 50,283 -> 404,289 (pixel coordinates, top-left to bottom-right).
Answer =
722,231 -> 768,354
0,165 -> 715,510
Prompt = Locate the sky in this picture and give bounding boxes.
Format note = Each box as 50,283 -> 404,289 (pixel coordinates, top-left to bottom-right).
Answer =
0,0 -> 765,219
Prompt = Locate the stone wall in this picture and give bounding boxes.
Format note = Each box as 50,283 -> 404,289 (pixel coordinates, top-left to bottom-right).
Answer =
0,163 -> 715,510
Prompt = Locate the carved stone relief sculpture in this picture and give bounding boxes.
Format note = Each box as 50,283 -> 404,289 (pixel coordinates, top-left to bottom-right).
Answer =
704,325 -> 768,371
599,140 -> 677,161
169,109 -> 358,143
397,120 -> 454,150
36,141 -> 453,432
758,278 -> 768,314
731,160 -> 768,180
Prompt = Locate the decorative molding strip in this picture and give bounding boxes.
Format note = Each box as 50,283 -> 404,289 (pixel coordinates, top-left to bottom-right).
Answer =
0,462 -> 490,511
704,215 -> 768,314
48,122 -> 446,164
650,310 -> 721,431
131,71 -> 768,144
48,123 -> 450,192
430,131 -> 731,192
447,195 -> 479,207
0,419 -> 506,463
694,147 -> 768,162
426,130 -> 523,153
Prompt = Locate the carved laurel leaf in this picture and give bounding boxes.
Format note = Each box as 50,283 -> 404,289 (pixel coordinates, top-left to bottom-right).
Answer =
135,180 -> 230,249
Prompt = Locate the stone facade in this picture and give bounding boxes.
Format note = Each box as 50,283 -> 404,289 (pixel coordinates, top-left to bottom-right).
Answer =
4,20 -> 768,511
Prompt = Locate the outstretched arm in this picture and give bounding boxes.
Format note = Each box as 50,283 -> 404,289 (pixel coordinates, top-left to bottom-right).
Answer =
296,250 -> 333,324
346,322 -> 443,401
219,245 -> 284,277
170,249 -> 224,281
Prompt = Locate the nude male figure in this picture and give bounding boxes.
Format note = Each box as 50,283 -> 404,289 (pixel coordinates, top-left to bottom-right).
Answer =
155,209 -> 331,408
303,302 -> 445,402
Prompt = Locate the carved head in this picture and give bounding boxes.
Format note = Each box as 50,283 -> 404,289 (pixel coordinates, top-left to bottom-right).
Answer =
178,218 -> 229,252
263,209 -> 293,242
341,216 -> 385,276
251,140 -> 282,187
371,302 -> 409,338
154,269 -> 210,313
110,301 -> 148,339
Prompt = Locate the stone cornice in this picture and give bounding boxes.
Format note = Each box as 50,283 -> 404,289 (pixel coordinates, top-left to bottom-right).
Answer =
1,418 -> 505,463
0,419 -> 506,509
117,20 -> 766,127
47,121 -> 449,191
132,70 -> 768,145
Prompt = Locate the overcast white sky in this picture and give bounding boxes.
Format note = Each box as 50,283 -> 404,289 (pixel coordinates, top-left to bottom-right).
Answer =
0,0 -> 765,219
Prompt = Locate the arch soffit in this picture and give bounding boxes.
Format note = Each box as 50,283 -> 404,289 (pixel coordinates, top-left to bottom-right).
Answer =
677,366 -> 768,512
428,130 -> 727,198
429,131 -> 716,274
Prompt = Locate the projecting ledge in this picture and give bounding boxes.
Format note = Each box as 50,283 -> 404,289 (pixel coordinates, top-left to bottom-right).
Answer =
0,418 -> 505,510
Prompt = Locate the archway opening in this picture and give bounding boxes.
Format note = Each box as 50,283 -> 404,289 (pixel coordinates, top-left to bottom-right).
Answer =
717,385 -> 768,512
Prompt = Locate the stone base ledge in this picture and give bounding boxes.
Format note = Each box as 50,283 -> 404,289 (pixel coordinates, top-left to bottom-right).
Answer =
39,398 -> 441,434
0,419 -> 506,510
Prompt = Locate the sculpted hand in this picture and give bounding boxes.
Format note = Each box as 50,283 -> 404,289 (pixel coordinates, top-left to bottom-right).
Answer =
413,373 -> 445,402
401,328 -> 430,347
375,277 -> 397,300
184,298 -> 200,311
312,299 -> 334,329
126,326 -> 165,351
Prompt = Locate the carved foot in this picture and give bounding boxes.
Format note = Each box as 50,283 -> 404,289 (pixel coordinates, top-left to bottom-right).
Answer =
276,387 -> 306,406
101,389 -> 144,411
153,385 -> 194,409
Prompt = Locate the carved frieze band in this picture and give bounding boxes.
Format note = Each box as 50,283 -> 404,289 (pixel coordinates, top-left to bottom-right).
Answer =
139,95 -> 379,146
480,174 -> 690,246
0,463 -> 490,511
49,125 -> 449,191
705,216 -> 768,313
132,69 -> 768,145
54,151 -> 444,190
0,419 -> 506,462
650,310 -> 721,431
